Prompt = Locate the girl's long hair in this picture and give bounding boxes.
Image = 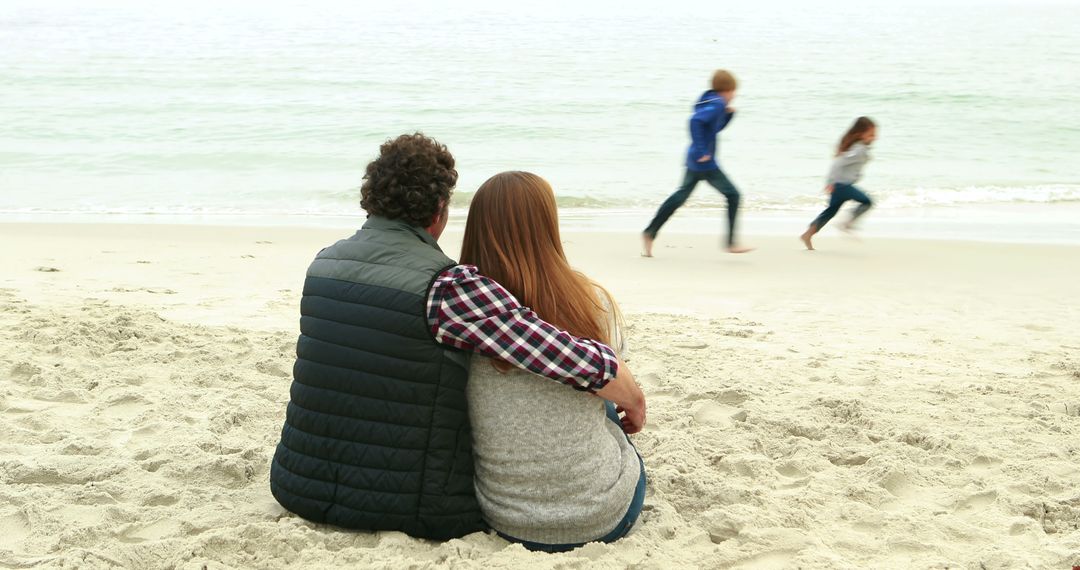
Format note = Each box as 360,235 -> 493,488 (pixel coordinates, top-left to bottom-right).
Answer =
837,116 -> 876,155
460,171 -> 614,355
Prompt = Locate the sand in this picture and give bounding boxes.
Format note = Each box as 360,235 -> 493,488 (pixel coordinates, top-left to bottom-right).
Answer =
1,221 -> 1078,569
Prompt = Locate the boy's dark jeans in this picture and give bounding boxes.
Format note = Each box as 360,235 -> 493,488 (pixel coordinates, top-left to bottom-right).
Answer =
644,168 -> 741,247
810,183 -> 873,230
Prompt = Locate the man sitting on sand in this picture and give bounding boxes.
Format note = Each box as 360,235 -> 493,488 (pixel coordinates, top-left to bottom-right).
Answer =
269,133 -> 646,540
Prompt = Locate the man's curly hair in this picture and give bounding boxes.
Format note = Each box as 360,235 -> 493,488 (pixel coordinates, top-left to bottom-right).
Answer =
360,133 -> 457,228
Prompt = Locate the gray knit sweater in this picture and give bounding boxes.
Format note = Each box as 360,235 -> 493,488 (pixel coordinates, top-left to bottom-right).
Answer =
826,142 -> 871,184
465,298 -> 640,545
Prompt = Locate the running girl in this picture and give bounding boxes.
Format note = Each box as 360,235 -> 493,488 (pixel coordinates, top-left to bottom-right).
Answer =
800,117 -> 877,250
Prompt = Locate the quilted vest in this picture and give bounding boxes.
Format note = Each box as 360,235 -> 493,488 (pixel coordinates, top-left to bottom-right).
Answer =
270,216 -> 482,540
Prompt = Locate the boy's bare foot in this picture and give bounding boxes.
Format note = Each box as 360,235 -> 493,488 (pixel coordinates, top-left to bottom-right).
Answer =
726,245 -> 754,254
641,233 -> 654,257
800,230 -> 815,250
839,221 -> 856,233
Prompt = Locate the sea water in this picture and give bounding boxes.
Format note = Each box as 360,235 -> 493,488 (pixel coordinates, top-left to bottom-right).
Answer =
2,0 -> 1079,241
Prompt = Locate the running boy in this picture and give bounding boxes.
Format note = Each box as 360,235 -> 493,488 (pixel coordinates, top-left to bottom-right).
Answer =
642,69 -> 752,256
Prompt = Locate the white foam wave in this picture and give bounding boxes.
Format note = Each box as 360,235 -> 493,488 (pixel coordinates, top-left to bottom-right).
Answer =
877,184 -> 1080,208
3,184 -> 1079,218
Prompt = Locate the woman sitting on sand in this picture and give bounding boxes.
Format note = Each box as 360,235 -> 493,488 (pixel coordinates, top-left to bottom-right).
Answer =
459,171 -> 647,552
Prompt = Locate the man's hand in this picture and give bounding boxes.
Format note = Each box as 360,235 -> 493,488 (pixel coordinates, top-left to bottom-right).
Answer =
825,184 -> 834,194
696,154 -> 712,163
614,402 -> 646,434
726,105 -> 735,113
595,359 -> 647,434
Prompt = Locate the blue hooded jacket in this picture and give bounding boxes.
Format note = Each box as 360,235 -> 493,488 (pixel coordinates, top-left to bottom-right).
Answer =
685,90 -> 734,172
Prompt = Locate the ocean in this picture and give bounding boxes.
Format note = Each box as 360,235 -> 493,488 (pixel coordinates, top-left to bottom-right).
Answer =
2,0 -> 1079,240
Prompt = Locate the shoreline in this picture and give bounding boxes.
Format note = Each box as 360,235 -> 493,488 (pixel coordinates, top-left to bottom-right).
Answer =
2,200 -> 1080,246
2,221 -> 1077,326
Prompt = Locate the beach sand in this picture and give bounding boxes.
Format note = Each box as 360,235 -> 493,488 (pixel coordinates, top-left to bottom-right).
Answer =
1,222 -> 1078,569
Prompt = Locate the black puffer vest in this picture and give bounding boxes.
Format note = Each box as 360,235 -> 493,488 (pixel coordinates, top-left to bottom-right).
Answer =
270,216 -> 482,540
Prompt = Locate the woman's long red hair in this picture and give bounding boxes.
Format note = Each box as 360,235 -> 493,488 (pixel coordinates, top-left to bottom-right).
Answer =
460,171 -> 611,347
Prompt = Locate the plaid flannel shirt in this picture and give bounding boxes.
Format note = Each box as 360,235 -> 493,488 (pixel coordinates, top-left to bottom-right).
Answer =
426,264 -> 618,392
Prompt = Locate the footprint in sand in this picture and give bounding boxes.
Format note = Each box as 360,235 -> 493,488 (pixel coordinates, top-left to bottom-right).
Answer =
59,440 -> 107,456
139,457 -> 170,473
849,520 -> 884,534
692,401 -> 747,426
776,463 -> 807,479
34,389 -> 86,404
187,456 -> 258,488
732,549 -> 798,570
9,362 -> 42,383
255,359 -> 290,378
110,422 -> 161,448
1028,496 -> 1080,534
715,389 -> 748,405
775,463 -> 811,489
705,511 -> 745,544
108,287 -> 177,295
828,452 -> 870,467
717,328 -> 755,339
879,472 -> 915,498
143,494 -> 180,507
1009,519 -> 1040,536
54,504 -> 109,527
969,455 -> 1003,470
118,518 -> 182,543
955,490 -> 998,512
34,266 -> 61,272
102,394 -> 150,420
196,441 -> 244,456
636,372 -> 663,389
1040,402 -> 1080,416
0,510 -> 31,546
6,464 -> 84,485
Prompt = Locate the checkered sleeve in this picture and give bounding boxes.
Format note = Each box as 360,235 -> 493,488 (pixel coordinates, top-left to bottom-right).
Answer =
426,264 -> 618,392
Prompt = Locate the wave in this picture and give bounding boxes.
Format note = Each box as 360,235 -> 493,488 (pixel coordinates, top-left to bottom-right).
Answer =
451,191 -> 618,210
468,184 -> 1080,211
3,184 -> 1079,218
872,184 -> 1080,208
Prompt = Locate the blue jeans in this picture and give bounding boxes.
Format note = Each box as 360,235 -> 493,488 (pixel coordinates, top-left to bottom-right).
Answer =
644,168 -> 741,247
497,403 -> 647,553
810,183 -> 873,230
